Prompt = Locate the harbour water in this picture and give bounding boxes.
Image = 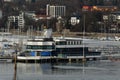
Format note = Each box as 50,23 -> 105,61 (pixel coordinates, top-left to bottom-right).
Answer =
0,61 -> 120,80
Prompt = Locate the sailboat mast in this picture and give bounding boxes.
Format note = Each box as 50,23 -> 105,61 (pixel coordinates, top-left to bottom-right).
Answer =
83,13 -> 86,61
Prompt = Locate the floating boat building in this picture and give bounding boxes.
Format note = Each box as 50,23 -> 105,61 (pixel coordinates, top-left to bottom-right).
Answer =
17,37 -> 101,62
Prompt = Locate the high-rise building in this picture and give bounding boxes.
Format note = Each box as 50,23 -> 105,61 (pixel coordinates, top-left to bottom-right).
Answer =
18,12 -> 25,30
8,12 -> 25,29
46,4 -> 66,18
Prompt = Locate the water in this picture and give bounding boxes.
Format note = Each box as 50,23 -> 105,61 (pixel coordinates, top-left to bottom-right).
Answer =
0,61 -> 120,80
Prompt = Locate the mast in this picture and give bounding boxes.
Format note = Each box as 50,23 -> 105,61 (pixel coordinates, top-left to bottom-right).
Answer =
82,12 -> 86,62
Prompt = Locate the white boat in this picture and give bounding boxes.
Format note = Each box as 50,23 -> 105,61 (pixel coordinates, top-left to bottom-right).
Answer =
0,58 -> 12,63
17,29 -> 101,62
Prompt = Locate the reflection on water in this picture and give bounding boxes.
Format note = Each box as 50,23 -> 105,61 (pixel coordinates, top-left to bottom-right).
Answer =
17,63 -> 52,75
0,61 -> 120,80
0,63 -> 14,80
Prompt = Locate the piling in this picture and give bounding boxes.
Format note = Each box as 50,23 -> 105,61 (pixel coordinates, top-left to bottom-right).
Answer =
13,53 -> 17,80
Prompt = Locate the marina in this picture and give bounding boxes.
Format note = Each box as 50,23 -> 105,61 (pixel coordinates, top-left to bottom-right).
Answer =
15,29 -> 101,63
0,26 -> 120,80
1,0 -> 120,80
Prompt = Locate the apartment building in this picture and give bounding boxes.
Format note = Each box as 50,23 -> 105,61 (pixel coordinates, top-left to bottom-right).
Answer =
46,4 -> 66,18
8,12 -> 25,29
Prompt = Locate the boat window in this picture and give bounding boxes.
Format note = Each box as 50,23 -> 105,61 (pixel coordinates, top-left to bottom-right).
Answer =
67,41 -> 70,45
71,41 -> 73,45
56,41 -> 66,45
26,45 -> 54,49
26,45 -> 31,49
73,41 -> 75,45
76,41 -> 80,45
33,46 -> 38,49
70,41 -> 71,45
78,41 -> 82,45
70,41 -> 74,45
75,41 -> 78,45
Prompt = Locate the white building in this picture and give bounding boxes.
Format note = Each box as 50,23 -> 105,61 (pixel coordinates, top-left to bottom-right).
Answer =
18,12 -> 25,29
46,4 -> 66,18
8,12 -> 25,30
70,17 -> 80,26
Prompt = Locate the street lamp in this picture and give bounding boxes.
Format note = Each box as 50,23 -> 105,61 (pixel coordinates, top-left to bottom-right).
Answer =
82,14 -> 86,62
